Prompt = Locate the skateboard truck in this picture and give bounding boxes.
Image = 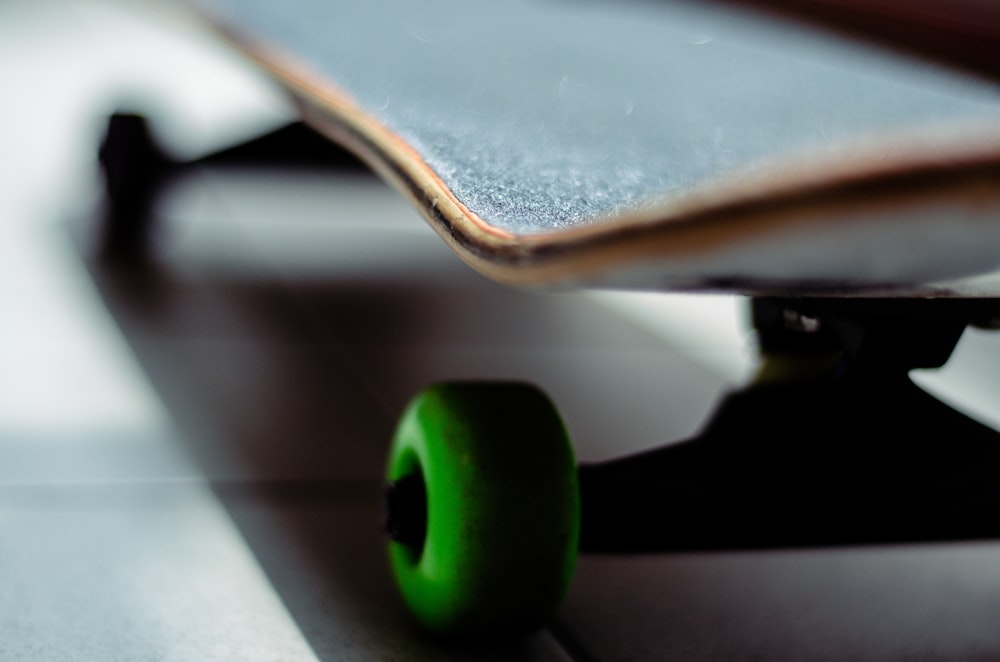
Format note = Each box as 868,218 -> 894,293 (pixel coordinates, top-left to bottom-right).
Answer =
97,112 -> 361,262
378,298 -> 1000,635
579,297 -> 1000,552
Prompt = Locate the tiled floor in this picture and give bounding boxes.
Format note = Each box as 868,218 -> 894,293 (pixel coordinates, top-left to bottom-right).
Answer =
6,1 -> 1000,659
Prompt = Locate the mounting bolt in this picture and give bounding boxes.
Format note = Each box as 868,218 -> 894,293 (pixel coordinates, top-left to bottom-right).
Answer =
782,308 -> 822,333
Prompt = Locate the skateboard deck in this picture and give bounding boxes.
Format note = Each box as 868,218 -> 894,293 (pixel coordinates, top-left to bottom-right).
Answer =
193,0 -> 1000,295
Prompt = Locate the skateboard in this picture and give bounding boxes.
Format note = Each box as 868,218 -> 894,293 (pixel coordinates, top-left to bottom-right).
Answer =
100,0 -> 1000,639
189,0 -> 1000,296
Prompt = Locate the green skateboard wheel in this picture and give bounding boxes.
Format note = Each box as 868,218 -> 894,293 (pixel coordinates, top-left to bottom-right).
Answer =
385,382 -> 580,637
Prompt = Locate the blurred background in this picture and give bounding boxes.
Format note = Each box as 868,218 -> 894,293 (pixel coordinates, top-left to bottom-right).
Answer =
3,0 -> 1000,659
